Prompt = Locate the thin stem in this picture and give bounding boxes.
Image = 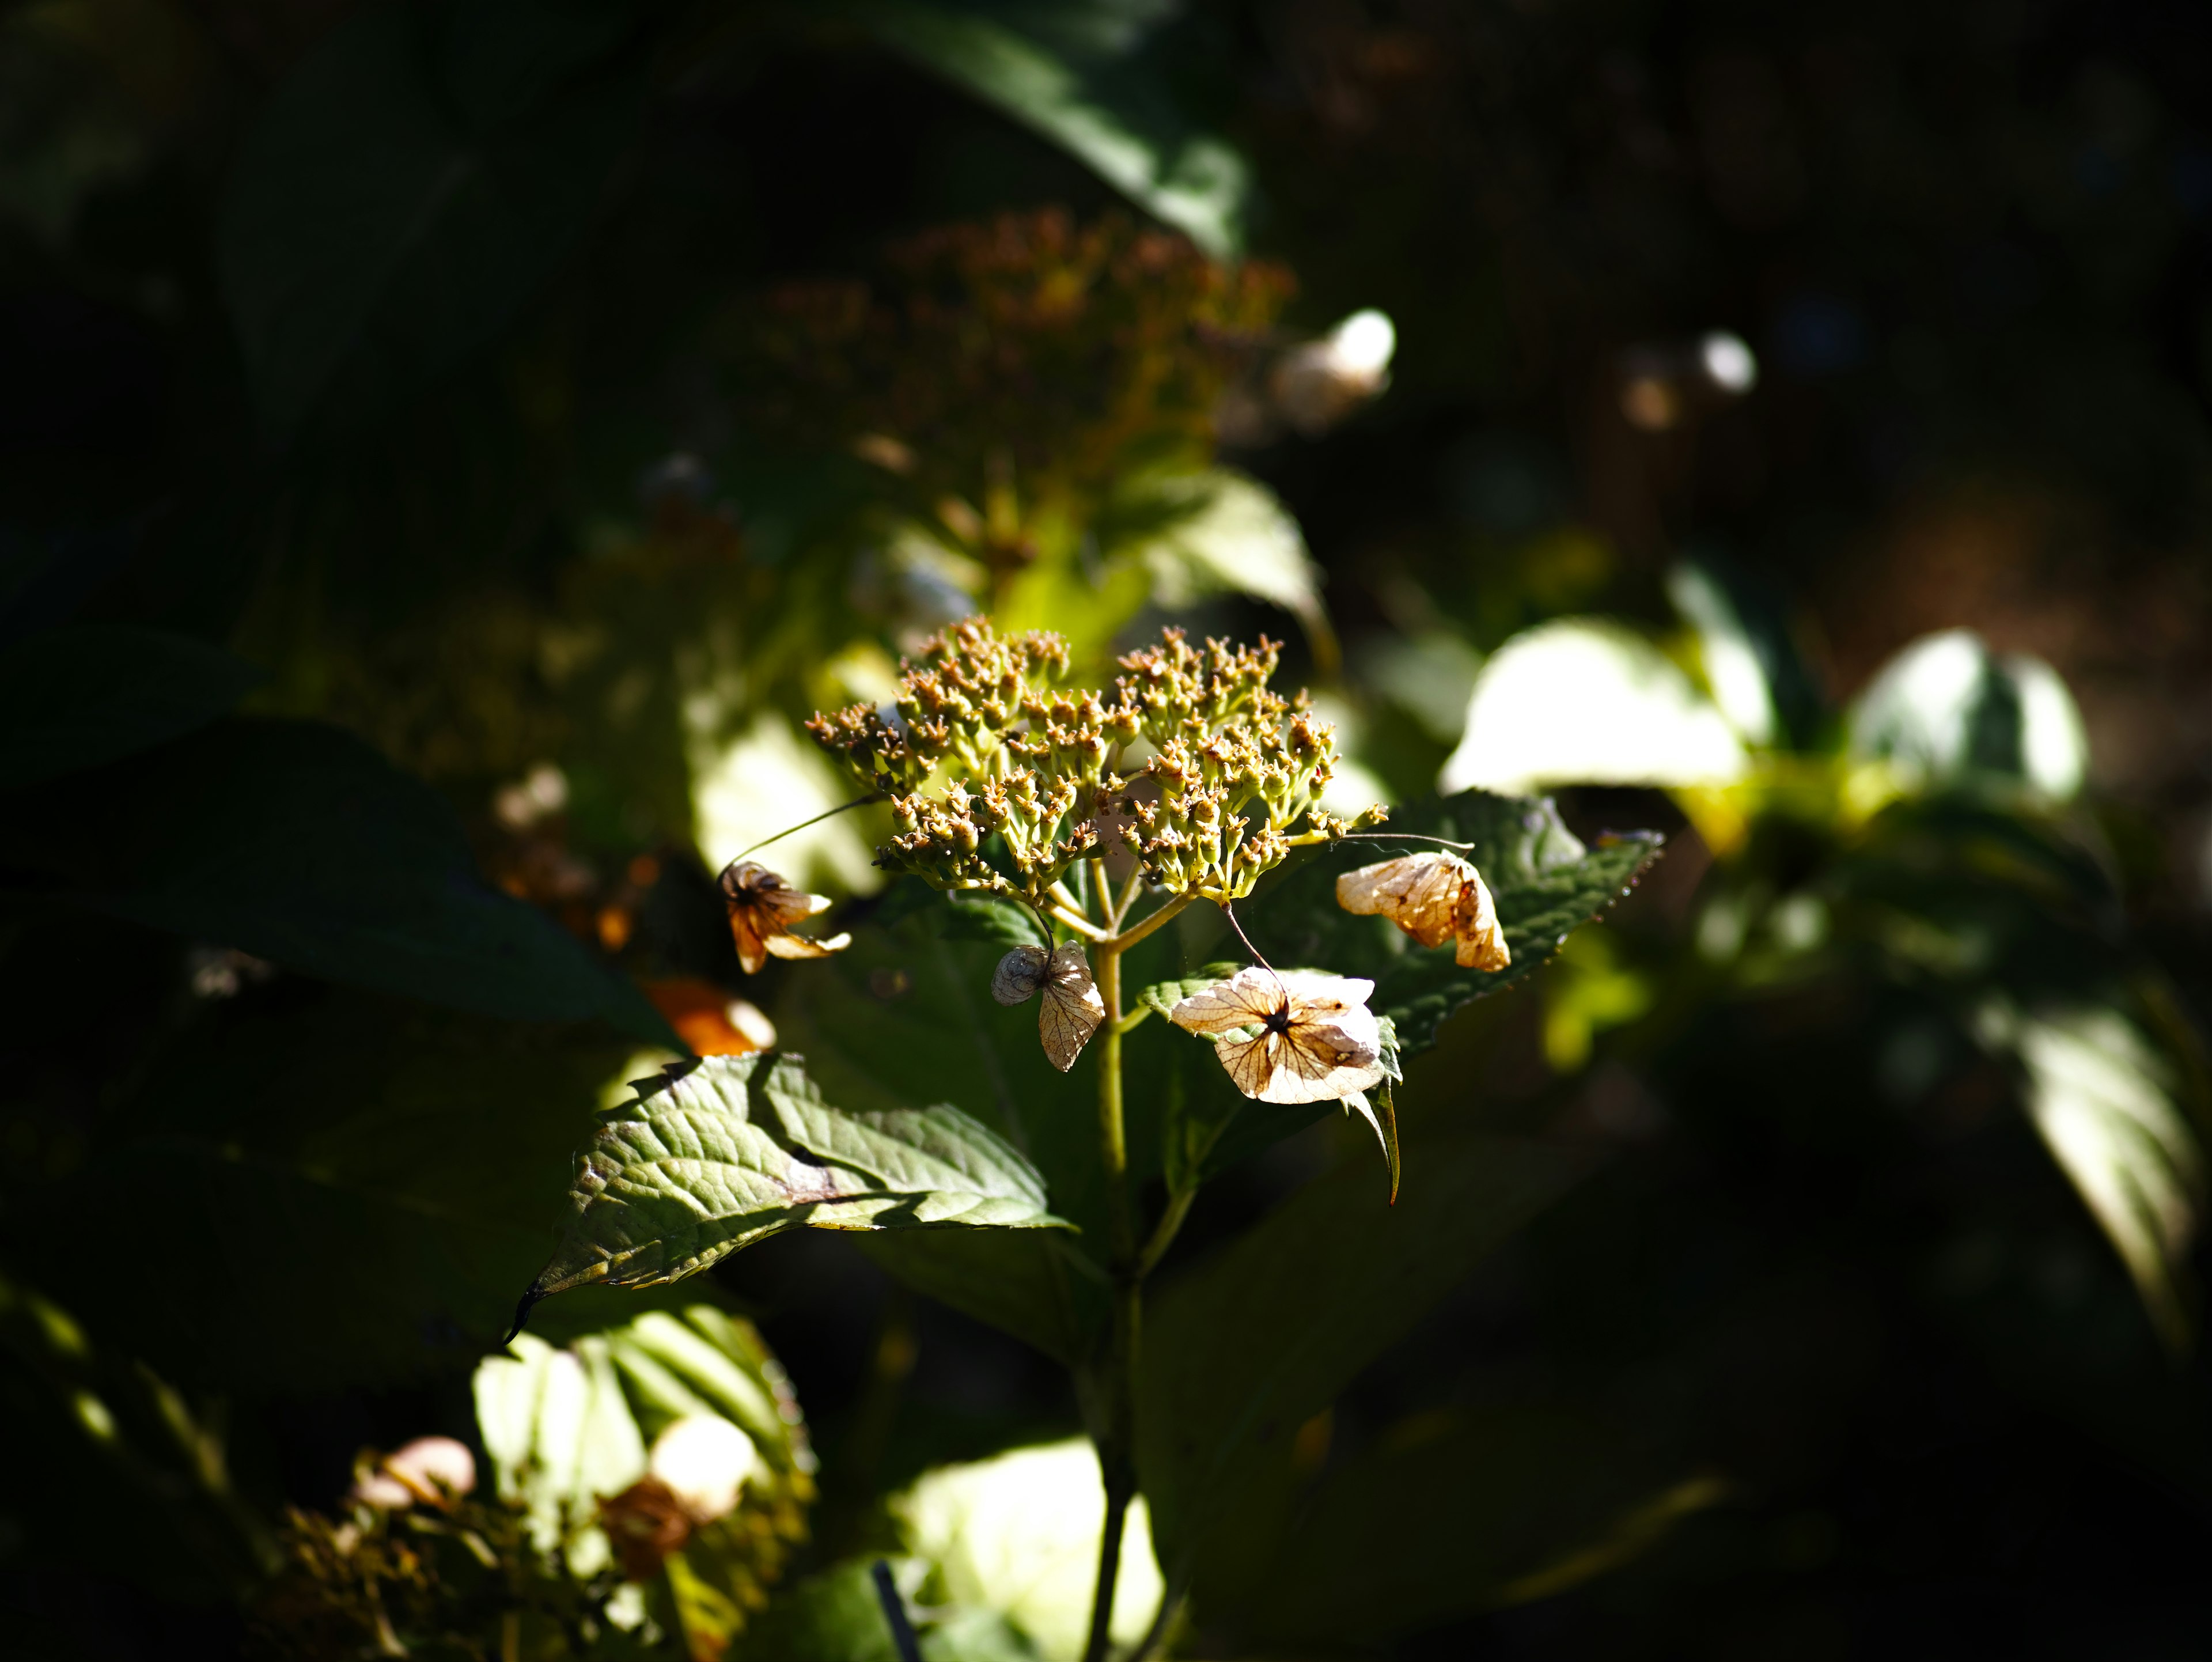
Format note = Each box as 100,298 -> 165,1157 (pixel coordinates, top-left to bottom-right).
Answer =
1050,903 -> 1112,942
1050,879 -> 1092,919
731,794 -> 881,861
1109,864 -> 1148,931
1112,1004 -> 1154,1037
1083,945 -> 1139,1662
1134,1187 -> 1196,1281
1105,892 -> 1196,955
1220,900 -> 1279,980
1328,831 -> 1478,851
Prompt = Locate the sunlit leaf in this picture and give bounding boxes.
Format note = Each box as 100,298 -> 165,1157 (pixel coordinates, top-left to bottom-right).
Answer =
522,1052 -> 1069,1312
1665,553 -> 1824,750
1440,618 -> 1747,794
892,1438 -> 1162,1661
1848,629 -> 2088,800
1976,1000 -> 2203,1346
476,1303 -> 812,1590
1112,468 -> 1336,669
0,624 -> 262,788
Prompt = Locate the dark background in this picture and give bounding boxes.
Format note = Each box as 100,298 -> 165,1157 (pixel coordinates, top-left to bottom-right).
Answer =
5,2 -> 2212,1657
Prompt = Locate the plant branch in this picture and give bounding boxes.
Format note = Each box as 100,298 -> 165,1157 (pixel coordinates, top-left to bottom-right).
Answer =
1050,903 -> 1112,941
1105,892 -> 1196,955
1135,1186 -> 1196,1281
1109,864 -> 1148,931
1083,944 -> 1139,1662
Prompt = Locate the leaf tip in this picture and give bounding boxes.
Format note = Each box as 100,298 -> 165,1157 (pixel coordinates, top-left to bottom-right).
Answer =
502,1285 -> 546,1346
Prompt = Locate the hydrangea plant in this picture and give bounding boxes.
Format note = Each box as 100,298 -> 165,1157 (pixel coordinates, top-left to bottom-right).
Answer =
514,618 -> 1663,1660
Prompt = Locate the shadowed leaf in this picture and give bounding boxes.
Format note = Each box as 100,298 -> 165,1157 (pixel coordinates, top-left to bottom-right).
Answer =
0,625 -> 262,788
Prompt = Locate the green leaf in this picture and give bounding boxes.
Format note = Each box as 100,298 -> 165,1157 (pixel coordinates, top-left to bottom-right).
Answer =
1108,469 -> 1336,669
522,1052 -> 1069,1312
1218,1408 -> 1724,1642
0,717 -> 672,1040
891,1438 -> 1162,1661
216,0 -> 645,436
858,1231 -> 1107,1369
0,625 -> 262,788
32,996 -> 649,1391
1975,999 -> 2204,1348
841,0 -> 1249,255
1135,962 -> 1245,1023
737,1559 -> 1042,1662
771,892 -> 1200,1355
1247,790 -> 1666,1056
1666,552 -> 1825,750
1440,618 -> 1748,794
1136,1133 -> 1590,1578
1847,629 -> 2088,800
475,1302 -> 813,1580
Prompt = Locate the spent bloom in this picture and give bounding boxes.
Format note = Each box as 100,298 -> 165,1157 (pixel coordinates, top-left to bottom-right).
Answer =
1336,851 -> 1509,971
1168,967 -> 1387,1104
806,618 -> 1380,910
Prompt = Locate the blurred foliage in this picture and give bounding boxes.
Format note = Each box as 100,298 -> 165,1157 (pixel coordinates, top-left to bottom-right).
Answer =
6,0 -> 2212,1656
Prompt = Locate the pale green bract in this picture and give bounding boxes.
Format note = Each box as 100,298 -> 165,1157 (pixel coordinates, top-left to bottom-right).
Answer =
522,1053 -> 1069,1316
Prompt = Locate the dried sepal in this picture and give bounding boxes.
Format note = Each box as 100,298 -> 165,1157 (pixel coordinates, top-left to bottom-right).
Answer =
1335,852 -> 1510,971
1038,941 -> 1105,1072
719,861 -> 852,975
1168,967 -> 1386,1104
991,945 -> 1051,1005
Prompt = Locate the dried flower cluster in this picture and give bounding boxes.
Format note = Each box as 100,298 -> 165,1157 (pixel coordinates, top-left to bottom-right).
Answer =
807,618 -> 1378,910
738,209 -> 1293,506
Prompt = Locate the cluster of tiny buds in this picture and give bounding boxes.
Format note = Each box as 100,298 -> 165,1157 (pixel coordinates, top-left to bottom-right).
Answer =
804,618 -> 1382,910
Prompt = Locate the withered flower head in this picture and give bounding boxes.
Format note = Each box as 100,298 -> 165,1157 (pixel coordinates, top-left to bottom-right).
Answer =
1336,852 -> 1510,971
599,1475 -> 694,1583
1168,967 -> 1386,1104
993,941 -> 1105,1071
719,860 -> 852,975
804,618 -> 1381,913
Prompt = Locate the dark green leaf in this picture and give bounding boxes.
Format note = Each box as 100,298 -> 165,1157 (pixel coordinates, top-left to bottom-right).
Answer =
1247,790 -> 1665,1055
858,1231 -> 1107,1368
1136,1133 -> 1591,1576
0,717 -> 672,1039
216,1 -> 644,436
1220,1408 -> 1723,1641
773,894 -> 1192,1357
524,1052 -> 1068,1310
33,995 -> 642,1391
0,625 -> 262,788
840,0 -> 1249,255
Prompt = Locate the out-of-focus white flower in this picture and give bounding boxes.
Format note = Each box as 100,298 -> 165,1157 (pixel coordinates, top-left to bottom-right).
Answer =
648,1414 -> 759,1523
1271,308 -> 1396,434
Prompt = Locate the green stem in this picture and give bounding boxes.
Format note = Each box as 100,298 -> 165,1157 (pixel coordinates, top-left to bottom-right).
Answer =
1083,942 -> 1138,1662
1134,1187 -> 1196,1281
1105,892 -> 1196,956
